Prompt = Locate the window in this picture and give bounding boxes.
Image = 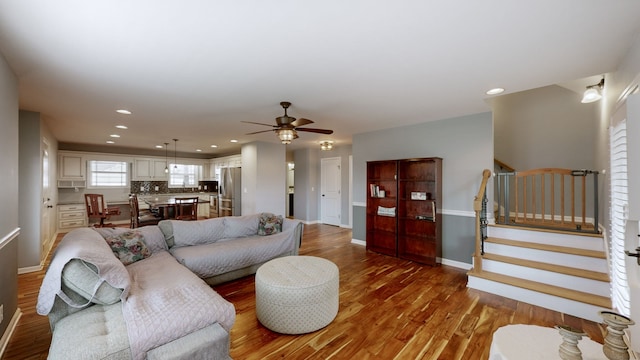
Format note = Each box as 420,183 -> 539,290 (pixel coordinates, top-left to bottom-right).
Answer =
169,164 -> 200,187
88,160 -> 128,188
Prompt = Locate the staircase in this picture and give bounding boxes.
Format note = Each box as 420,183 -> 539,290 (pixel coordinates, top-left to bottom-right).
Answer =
467,224 -> 611,323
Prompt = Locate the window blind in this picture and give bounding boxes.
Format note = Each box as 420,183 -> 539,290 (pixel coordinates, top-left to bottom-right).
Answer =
610,120 -> 630,316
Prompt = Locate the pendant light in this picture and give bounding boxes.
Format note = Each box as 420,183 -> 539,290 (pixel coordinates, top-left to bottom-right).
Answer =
173,139 -> 178,169
164,142 -> 169,173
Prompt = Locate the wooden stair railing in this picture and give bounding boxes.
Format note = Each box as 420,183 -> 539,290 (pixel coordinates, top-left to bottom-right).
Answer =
473,169 -> 492,272
495,168 -> 600,234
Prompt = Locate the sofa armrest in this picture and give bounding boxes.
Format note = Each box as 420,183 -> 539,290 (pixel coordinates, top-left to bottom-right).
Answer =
282,218 -> 303,252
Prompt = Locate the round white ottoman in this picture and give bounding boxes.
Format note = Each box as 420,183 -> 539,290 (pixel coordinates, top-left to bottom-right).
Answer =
255,256 -> 339,334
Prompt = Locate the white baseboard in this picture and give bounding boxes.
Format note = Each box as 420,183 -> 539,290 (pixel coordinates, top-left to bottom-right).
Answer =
441,258 -> 473,270
351,239 -> 366,246
18,265 -> 43,274
0,308 -> 22,358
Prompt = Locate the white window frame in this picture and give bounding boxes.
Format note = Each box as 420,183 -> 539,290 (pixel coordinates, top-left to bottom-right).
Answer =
168,163 -> 201,188
87,160 -> 129,189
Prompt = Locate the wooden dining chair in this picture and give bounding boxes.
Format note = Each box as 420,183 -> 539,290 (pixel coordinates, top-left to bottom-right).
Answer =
175,197 -> 199,221
84,193 -> 121,227
129,194 -> 162,228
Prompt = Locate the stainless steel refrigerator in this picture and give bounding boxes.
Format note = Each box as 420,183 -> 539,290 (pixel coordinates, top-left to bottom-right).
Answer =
218,167 -> 241,217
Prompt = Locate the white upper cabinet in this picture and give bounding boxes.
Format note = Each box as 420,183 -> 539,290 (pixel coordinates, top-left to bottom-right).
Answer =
133,158 -> 168,180
58,152 -> 85,180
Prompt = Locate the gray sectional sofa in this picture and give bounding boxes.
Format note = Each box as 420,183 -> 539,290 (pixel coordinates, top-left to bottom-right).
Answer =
37,213 -> 303,360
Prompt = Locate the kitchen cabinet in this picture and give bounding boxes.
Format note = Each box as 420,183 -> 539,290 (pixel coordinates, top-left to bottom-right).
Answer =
58,204 -> 87,230
58,152 -> 87,188
133,158 -> 168,180
211,154 -> 241,180
197,201 -> 210,218
366,157 -> 442,265
202,161 -> 213,180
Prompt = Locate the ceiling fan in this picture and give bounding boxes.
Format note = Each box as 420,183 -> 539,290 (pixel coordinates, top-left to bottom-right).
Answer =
243,101 -> 333,144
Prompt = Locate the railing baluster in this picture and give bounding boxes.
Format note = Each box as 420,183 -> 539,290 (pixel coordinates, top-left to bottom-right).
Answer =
561,174 -> 565,225
571,176 -> 576,225
581,175 -> 586,228
507,176 -> 520,222
541,174 -> 546,223
593,172 -> 599,233
490,168 -> 600,234
551,173 -> 555,224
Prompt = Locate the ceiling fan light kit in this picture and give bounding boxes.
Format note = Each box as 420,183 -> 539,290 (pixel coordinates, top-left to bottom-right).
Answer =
243,101 -> 334,144
278,129 -> 296,144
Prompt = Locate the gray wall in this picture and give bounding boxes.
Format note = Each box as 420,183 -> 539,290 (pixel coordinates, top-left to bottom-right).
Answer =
241,141 -> 286,216
293,148 -> 319,222
352,112 -> 493,264
493,85 -> 598,170
18,111 -> 43,268
0,51 -> 19,343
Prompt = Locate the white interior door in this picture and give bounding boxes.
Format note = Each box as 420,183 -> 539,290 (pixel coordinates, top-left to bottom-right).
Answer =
321,157 -> 341,226
41,138 -> 52,260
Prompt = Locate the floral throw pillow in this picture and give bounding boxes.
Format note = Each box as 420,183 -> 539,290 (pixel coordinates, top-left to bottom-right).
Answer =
258,213 -> 283,236
104,230 -> 151,265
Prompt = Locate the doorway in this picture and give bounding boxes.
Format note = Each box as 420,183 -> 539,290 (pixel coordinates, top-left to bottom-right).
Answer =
320,157 -> 341,226
41,138 -> 53,261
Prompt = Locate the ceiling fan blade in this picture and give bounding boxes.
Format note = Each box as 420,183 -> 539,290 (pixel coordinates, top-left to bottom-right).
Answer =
241,121 -> 277,128
295,128 -> 334,135
245,129 -> 276,135
291,118 -> 314,127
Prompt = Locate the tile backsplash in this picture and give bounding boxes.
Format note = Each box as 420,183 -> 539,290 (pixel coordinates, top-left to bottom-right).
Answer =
131,180 -> 218,195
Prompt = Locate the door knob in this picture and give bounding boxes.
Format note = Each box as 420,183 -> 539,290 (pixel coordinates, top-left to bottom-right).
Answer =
47,205 -> 53,208
625,247 -> 640,265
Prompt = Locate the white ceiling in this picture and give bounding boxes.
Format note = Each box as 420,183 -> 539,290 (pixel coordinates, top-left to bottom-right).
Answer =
1,1 -> 639,155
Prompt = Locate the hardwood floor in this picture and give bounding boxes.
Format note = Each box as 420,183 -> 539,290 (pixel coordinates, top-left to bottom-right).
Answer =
3,224 -> 605,360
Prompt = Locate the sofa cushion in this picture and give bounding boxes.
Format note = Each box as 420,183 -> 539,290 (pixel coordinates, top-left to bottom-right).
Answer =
170,231 -> 296,279
258,213 -> 283,236
160,218 -> 226,248
96,226 -> 168,253
61,259 -> 124,305
48,302 -> 131,360
103,230 -> 152,265
223,214 -> 260,238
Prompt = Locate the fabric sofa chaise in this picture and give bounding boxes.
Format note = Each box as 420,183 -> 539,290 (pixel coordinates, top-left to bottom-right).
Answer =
37,213 -> 303,360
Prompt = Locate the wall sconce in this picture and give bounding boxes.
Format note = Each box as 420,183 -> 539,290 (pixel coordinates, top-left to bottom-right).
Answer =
581,78 -> 605,103
320,141 -> 334,151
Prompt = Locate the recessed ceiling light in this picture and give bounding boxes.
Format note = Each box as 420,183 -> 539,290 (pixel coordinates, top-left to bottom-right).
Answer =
210,144 -> 218,148
486,87 -> 505,95
115,125 -> 128,129
196,149 -> 202,152
106,140 -> 115,144
155,145 -> 163,149
110,134 -> 120,138
230,139 -> 238,143
116,109 -> 132,115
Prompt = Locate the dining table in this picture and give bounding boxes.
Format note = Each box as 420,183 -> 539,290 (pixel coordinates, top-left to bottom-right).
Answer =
143,195 -> 201,219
